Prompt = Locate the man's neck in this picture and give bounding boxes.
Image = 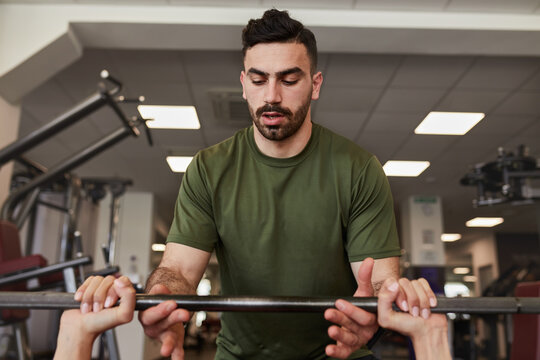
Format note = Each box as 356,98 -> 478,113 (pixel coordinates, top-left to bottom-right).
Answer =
253,118 -> 313,159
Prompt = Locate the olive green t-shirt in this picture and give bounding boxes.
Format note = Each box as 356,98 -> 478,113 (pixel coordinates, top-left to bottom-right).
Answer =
167,123 -> 400,359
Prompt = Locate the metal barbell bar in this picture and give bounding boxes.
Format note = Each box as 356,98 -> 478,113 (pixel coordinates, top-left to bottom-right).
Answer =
0,292 -> 539,314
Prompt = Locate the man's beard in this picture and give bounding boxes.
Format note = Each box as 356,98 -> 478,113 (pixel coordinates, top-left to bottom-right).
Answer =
248,93 -> 311,141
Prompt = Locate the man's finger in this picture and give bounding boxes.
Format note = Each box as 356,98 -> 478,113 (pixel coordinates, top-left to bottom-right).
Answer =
148,283 -> 172,295
325,342 -> 353,359
324,308 -> 363,335
332,299 -> 375,327
159,329 -> 179,357
159,322 -> 185,359
354,257 -> 374,297
170,333 -> 186,360
142,308 -> 189,336
139,300 -> 178,326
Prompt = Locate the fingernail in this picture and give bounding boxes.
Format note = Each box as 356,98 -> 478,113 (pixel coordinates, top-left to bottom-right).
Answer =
387,281 -> 398,292
93,302 -> 100,313
401,301 -> 408,311
422,308 -> 430,319
104,297 -> 112,308
74,291 -> 82,301
82,303 -> 90,314
335,301 -> 345,311
429,297 -> 437,307
412,306 -> 419,317
166,302 -> 176,312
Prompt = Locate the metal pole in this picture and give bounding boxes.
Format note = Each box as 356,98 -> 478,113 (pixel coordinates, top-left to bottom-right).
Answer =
106,193 -> 122,266
1,127 -> 134,220
13,322 -> 32,360
59,176 -> 82,262
0,92 -> 107,167
0,293 -> 539,314
13,188 -> 40,228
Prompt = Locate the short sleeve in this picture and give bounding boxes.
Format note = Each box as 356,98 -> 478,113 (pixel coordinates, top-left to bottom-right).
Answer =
166,153 -> 218,253
346,156 -> 401,262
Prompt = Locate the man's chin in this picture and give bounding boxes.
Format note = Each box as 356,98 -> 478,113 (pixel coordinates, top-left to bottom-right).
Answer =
262,128 -> 284,141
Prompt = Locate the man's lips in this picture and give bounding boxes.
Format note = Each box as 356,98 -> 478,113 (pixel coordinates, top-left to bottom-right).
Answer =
262,112 -> 285,125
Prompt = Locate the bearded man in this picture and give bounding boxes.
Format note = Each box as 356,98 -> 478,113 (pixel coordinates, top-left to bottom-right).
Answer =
138,9 -> 431,360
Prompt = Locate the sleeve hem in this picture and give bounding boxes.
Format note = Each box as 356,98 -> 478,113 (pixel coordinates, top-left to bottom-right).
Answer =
348,248 -> 401,263
166,235 -> 214,253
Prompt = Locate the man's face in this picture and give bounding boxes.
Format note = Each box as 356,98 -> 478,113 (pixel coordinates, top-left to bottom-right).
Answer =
240,42 -> 322,141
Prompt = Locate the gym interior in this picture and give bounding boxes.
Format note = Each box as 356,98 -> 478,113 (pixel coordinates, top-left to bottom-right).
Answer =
0,1 -> 539,359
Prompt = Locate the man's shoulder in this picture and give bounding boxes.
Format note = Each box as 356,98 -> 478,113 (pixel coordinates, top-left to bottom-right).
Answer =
198,127 -> 250,162
315,123 -> 374,165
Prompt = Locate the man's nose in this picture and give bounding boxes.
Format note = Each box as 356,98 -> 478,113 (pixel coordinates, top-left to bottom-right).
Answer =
264,81 -> 281,104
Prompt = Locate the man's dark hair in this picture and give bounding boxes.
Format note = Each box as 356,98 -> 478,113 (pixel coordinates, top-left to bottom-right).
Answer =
242,9 -> 318,74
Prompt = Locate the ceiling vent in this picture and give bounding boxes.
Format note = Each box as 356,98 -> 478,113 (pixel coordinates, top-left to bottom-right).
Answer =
209,88 -> 251,125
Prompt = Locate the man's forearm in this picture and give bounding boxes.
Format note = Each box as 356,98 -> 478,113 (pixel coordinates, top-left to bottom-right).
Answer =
145,266 -> 197,294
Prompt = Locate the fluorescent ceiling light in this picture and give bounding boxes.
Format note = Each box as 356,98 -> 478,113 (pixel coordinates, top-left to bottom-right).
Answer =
441,233 -> 462,242
463,275 -> 477,282
465,217 -> 504,227
383,161 -> 430,177
415,112 -> 485,135
138,105 -> 200,129
151,243 -> 166,252
453,267 -> 470,275
166,156 -> 193,173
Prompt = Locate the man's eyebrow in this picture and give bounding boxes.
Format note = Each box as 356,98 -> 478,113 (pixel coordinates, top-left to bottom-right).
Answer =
276,67 -> 304,77
247,68 -> 268,76
246,67 -> 304,77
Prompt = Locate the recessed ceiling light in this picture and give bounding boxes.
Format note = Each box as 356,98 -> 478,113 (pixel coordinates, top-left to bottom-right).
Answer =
151,243 -> 166,252
453,267 -> 470,275
415,112 -> 485,135
441,233 -> 462,242
138,105 -> 200,129
465,217 -> 504,227
382,160 -> 430,177
166,156 -> 194,173
463,275 -> 477,282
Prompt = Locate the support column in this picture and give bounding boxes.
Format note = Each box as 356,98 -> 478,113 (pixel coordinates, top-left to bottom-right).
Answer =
0,95 -> 21,206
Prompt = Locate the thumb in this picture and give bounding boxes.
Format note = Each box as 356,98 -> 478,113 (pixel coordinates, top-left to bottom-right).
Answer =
149,284 -> 171,295
377,278 -> 399,328
354,257 -> 374,297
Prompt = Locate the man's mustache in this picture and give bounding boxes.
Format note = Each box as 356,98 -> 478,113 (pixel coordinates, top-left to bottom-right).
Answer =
255,104 -> 292,118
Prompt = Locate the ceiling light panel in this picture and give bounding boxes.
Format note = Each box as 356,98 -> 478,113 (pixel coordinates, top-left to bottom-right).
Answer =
441,233 -> 462,242
138,105 -> 200,129
465,217 -> 504,227
166,156 -> 194,173
383,160 -> 430,177
152,244 -> 166,252
415,111 -> 485,135
453,267 -> 470,275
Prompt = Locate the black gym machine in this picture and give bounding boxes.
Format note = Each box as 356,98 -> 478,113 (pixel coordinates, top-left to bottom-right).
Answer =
0,70 -> 151,360
460,145 -> 540,359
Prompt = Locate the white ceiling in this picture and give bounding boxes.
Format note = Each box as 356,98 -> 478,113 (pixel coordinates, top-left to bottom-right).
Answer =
7,0 -> 540,246
2,0 -> 540,14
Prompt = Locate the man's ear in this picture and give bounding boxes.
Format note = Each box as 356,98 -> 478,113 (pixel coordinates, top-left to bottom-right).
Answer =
240,71 -> 247,100
311,71 -> 323,100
